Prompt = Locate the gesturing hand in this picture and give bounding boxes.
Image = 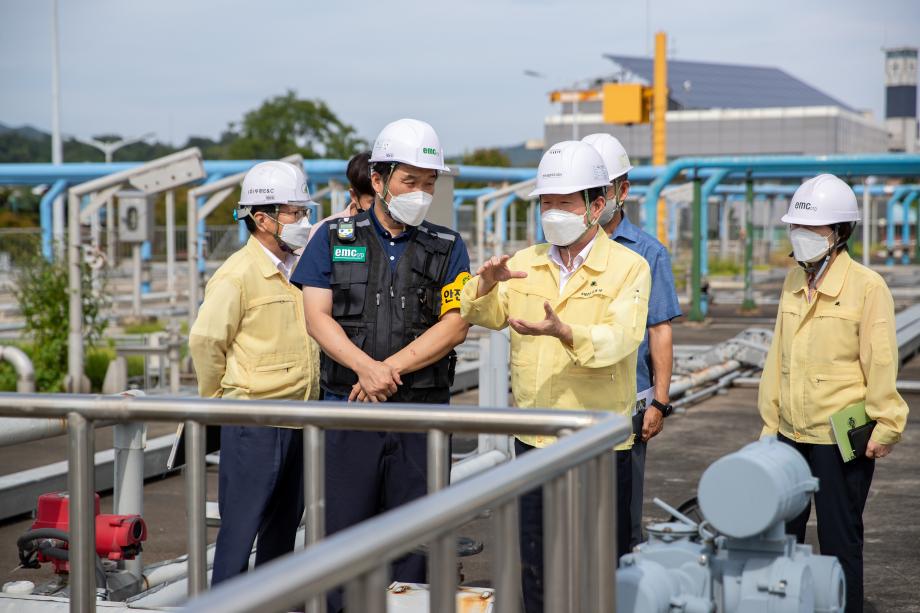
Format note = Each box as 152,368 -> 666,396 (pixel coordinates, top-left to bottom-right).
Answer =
476,255 -> 527,297
352,360 -> 402,402
508,301 -> 573,346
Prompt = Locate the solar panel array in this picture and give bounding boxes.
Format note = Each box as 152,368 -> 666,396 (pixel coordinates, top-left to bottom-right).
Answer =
604,55 -> 854,112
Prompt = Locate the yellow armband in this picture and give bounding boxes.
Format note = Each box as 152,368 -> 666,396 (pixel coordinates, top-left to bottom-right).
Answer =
440,271 -> 472,316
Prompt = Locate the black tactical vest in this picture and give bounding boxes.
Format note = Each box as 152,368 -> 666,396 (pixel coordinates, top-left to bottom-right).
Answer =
321,211 -> 458,403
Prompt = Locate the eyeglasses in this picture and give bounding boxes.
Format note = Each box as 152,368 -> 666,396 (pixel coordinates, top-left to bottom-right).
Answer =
277,208 -> 310,222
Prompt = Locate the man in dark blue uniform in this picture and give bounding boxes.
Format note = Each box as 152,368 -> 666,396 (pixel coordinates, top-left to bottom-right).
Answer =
291,118 -> 471,612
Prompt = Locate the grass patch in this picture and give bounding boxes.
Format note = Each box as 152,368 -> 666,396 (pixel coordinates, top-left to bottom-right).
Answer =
85,347 -> 116,392
127,355 -> 145,378
123,320 -> 165,335
707,258 -> 743,277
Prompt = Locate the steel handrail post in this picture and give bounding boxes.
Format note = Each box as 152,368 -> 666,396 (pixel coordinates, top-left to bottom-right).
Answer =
304,424 -> 326,613
185,420 -> 208,596
427,428 -> 454,612
364,566 -> 388,613
493,500 -> 520,613
68,412 -> 96,612
594,450 -> 617,611
543,473 -> 569,611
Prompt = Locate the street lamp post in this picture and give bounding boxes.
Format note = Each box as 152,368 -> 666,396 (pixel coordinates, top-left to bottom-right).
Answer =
77,133 -> 156,164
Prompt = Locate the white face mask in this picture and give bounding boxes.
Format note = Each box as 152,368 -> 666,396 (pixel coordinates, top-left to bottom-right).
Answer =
789,227 -> 831,263
598,197 -> 621,227
541,209 -> 591,247
276,215 -> 312,251
385,190 -> 432,227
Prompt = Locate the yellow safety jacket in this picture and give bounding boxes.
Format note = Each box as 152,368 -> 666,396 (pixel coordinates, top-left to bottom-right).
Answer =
461,236 -> 651,450
759,251 -> 908,445
189,237 -> 320,406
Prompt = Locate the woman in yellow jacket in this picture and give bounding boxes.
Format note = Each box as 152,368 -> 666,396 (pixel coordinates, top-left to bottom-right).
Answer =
759,174 -> 908,613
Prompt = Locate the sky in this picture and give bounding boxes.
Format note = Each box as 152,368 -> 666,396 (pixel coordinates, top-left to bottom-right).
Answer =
0,0 -> 918,156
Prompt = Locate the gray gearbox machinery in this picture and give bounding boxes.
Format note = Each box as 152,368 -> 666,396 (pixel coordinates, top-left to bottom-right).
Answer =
617,437 -> 846,613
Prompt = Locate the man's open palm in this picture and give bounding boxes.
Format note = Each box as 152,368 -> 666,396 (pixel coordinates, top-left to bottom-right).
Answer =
508,301 -> 573,346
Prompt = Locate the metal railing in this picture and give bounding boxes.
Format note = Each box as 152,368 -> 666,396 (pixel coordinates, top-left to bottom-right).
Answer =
184,411 -> 629,613
0,392 -> 625,613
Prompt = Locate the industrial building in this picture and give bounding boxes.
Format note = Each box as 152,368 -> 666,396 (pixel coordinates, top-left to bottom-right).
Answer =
544,53 -> 914,160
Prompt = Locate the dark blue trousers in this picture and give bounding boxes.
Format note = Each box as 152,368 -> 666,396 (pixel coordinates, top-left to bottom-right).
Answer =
211,426 -> 304,585
323,393 -> 430,612
779,434 -> 875,613
516,439 -> 632,613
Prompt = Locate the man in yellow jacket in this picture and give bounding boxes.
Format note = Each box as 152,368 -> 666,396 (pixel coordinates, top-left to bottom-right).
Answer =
188,160 -> 320,584
759,174 -> 908,613
461,140 -> 650,613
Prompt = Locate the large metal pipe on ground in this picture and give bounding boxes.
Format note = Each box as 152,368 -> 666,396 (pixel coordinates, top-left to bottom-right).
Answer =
669,360 -> 740,397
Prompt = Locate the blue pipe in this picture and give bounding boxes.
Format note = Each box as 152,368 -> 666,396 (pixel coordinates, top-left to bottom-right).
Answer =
0,160 -> 671,188
7,160 -> 915,191
699,169 -> 731,279
643,154 -> 920,236
0,160 -> 351,186
535,204 -> 544,243
453,188 -> 496,200
667,199 -> 678,246
39,179 -> 68,261
711,184 -> 890,197
901,191 -> 919,265
141,239 -> 152,293
452,196 -> 463,231
885,187 -> 912,266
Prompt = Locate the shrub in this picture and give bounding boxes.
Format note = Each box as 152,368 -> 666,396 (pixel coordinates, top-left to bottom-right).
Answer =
12,252 -> 108,392
85,347 -> 116,392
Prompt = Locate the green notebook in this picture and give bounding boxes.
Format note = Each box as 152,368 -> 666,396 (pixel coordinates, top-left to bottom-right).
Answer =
829,402 -> 872,462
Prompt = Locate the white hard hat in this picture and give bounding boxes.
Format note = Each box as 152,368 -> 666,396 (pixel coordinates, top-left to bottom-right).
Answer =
369,118 -> 449,173
528,141 -> 611,197
581,133 -> 633,181
238,161 -> 313,211
781,174 -> 860,226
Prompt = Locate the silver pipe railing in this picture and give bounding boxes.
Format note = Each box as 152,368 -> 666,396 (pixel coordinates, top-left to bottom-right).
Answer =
0,392 -> 607,613
182,412 -> 629,613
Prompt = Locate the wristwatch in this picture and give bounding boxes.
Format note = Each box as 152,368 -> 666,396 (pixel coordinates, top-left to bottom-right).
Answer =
651,399 -> 674,418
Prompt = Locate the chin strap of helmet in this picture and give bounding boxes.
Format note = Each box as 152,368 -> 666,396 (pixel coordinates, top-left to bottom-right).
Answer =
799,227 -> 842,287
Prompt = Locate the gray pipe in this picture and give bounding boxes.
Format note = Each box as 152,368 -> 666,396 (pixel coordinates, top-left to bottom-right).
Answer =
113,420 -> 147,579
0,345 -> 34,393
0,348 -> 70,448
0,417 -> 69,447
